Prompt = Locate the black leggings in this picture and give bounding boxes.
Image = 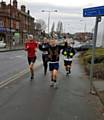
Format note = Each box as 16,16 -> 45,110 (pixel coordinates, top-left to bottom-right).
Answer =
42,54 -> 48,74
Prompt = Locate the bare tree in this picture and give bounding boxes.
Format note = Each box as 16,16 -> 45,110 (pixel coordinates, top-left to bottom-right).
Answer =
51,22 -> 55,33
56,21 -> 63,39
56,21 -> 63,34
36,19 -> 46,31
34,22 -> 41,30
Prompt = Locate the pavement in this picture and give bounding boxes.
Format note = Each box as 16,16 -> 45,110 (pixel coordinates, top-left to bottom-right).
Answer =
93,80 -> 104,105
0,45 -> 24,52
0,55 -> 104,120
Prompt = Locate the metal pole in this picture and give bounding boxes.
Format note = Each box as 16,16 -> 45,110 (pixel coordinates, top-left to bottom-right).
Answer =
41,10 -> 57,38
9,0 -> 12,49
48,11 -> 50,35
90,16 -> 101,93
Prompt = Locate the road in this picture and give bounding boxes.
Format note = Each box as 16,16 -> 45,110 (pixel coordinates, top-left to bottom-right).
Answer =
0,50 -> 42,83
0,55 -> 104,120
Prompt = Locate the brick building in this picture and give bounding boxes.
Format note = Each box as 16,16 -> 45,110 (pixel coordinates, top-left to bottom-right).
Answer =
0,0 -> 35,47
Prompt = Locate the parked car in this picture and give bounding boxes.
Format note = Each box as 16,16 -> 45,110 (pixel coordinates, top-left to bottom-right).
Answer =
0,41 -> 6,48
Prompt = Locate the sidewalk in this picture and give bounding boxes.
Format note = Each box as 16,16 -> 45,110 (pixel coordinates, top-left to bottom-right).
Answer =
93,80 -> 104,105
0,45 -> 24,52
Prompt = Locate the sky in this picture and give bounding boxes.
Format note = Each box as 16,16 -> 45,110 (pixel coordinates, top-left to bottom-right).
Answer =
5,0 -> 104,33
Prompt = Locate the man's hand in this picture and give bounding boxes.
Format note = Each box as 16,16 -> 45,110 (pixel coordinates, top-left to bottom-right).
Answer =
38,42 -> 41,44
64,39 -> 67,42
26,46 -> 29,49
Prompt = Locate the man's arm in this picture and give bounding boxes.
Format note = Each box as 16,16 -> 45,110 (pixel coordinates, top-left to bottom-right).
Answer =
24,42 -> 29,51
58,41 -> 67,50
39,43 -> 48,51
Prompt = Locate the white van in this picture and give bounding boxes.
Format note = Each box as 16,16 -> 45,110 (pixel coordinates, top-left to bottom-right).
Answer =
0,41 -> 6,48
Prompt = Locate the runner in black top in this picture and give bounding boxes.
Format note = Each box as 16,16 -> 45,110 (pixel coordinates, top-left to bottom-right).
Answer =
39,39 -> 67,88
41,37 -> 49,75
62,37 -> 76,75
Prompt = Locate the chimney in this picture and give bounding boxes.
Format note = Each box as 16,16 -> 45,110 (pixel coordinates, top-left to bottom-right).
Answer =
13,0 -> 17,8
0,1 -> 6,8
21,5 -> 26,12
27,10 -> 30,15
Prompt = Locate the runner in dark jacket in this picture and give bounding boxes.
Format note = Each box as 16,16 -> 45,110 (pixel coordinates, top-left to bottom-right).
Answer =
39,39 -> 66,88
41,38 -> 49,75
62,40 -> 76,75
62,43 -> 76,75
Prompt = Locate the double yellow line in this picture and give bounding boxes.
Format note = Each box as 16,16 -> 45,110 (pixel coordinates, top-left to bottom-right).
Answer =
0,69 -> 28,89
0,63 -> 42,89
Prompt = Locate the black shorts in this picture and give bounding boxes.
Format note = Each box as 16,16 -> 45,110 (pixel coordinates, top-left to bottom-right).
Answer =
28,56 -> 36,65
64,60 -> 72,66
49,62 -> 59,71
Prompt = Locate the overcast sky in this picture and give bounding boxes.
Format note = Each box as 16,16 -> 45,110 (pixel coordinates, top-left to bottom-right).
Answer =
5,0 -> 104,33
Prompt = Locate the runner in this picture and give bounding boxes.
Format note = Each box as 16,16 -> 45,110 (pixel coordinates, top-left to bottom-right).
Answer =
24,34 -> 38,80
39,39 -> 66,88
62,39 -> 76,75
41,37 -> 49,75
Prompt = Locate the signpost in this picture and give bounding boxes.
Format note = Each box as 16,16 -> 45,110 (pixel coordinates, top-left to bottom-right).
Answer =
83,6 -> 104,93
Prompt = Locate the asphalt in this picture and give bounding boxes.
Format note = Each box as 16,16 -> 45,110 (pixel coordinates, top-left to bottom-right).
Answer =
0,55 -> 104,120
0,49 -> 42,83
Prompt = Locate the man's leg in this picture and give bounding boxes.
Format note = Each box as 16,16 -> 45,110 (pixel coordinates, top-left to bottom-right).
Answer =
65,65 -> 69,75
49,63 -> 59,88
50,70 -> 58,87
52,69 -> 58,88
28,57 -> 36,80
64,60 -> 69,75
65,61 -> 72,75
29,63 -> 34,80
43,61 -> 47,75
52,62 -> 59,88
52,69 -> 58,81
50,71 -> 54,87
68,61 -> 72,74
42,55 -> 48,75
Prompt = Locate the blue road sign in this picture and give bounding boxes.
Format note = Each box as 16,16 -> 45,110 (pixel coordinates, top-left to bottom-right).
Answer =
83,6 -> 104,17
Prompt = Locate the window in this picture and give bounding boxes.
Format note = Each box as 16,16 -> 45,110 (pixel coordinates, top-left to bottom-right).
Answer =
16,21 -> 19,29
0,20 -> 3,27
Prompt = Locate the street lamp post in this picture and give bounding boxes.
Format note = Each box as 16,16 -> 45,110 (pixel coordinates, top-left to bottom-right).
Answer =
41,10 -> 57,37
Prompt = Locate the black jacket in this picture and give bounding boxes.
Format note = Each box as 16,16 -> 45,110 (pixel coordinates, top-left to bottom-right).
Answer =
39,43 -> 66,62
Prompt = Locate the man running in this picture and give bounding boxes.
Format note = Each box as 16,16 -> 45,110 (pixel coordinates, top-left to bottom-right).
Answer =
24,34 -> 38,80
62,39 -> 76,75
39,39 -> 66,88
41,37 -> 49,75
